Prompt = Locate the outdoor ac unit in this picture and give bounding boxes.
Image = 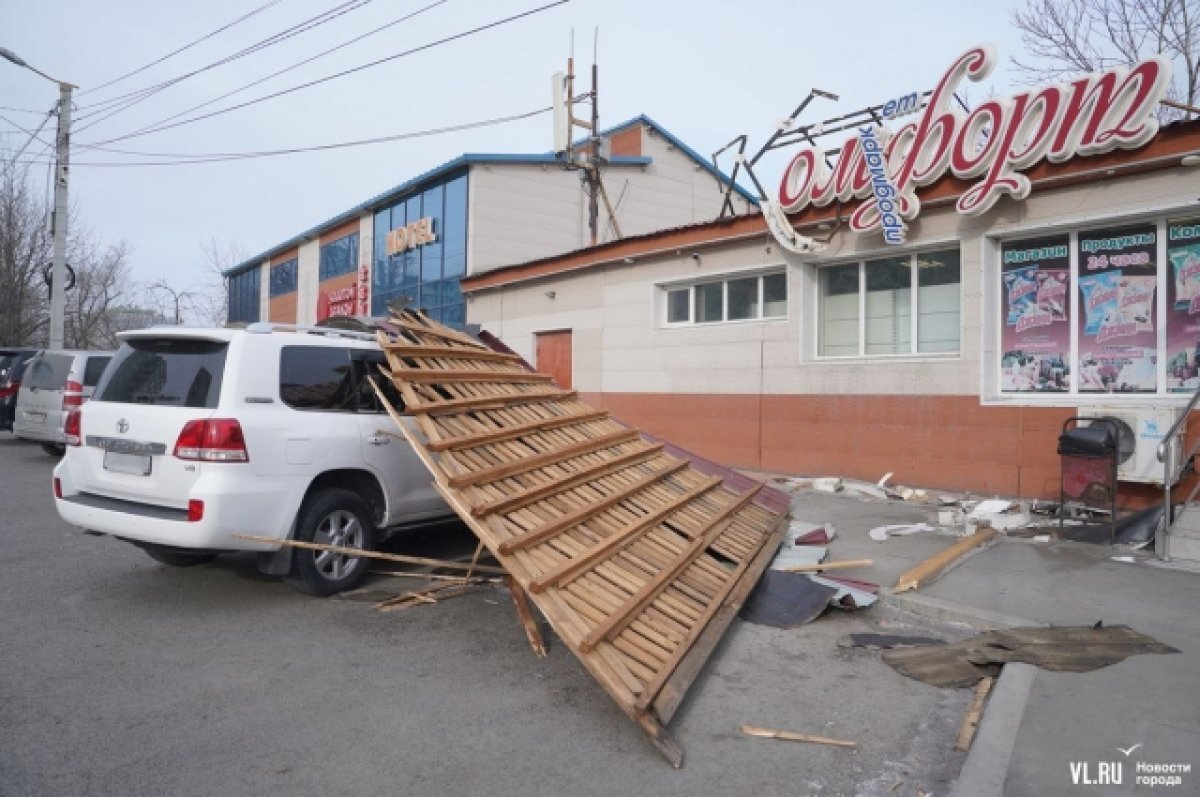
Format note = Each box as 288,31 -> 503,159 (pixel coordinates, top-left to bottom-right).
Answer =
1075,406 -> 1185,484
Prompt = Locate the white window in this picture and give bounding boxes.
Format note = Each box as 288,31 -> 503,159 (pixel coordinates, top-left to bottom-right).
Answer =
818,249 -> 960,357
663,270 -> 787,325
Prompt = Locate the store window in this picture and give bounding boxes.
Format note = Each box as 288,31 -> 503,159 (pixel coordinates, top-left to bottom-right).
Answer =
371,171 -> 468,326
269,258 -> 297,297
319,232 -> 358,281
1166,219 -> 1200,392
818,249 -> 960,357
663,269 -> 787,326
227,267 -> 260,324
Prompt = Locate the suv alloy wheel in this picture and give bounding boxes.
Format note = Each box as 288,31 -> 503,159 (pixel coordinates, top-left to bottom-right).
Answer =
285,488 -> 376,597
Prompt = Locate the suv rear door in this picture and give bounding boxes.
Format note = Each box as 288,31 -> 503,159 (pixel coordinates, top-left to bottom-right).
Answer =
76,337 -> 227,506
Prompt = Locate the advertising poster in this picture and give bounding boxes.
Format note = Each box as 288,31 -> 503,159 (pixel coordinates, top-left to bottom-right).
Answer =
1000,236 -> 1070,392
1166,218 -> 1200,392
1076,224 -> 1158,393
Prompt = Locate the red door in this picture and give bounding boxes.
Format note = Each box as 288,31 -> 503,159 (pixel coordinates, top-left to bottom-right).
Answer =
536,330 -> 573,389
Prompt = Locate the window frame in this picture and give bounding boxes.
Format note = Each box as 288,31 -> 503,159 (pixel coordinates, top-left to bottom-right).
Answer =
814,247 -> 962,360
660,267 -> 789,327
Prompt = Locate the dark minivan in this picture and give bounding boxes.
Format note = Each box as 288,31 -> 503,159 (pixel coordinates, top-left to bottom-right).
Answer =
0,348 -> 40,432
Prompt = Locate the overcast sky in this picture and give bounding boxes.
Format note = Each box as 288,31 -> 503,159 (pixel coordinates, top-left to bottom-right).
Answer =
2,0 -> 1028,307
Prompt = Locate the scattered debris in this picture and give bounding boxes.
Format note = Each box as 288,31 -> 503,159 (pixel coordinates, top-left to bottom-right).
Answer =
779,558 -> 874,573
1111,555 -> 1138,563
740,570 -> 838,627
870,523 -> 935,542
787,521 -> 836,545
893,528 -> 998,593
770,545 -> 829,570
972,499 -> 1013,515
881,625 -> 1179,688
843,633 -> 944,650
233,534 -> 509,575
955,676 -> 995,751
842,479 -> 890,500
1032,534 -> 1052,543
967,500 -> 1031,533
812,575 -> 879,609
813,477 -> 845,493
937,508 -> 962,526
740,724 -> 857,749
878,472 -> 894,488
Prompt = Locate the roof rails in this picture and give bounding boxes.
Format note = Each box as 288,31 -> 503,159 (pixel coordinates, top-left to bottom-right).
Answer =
244,322 -> 378,342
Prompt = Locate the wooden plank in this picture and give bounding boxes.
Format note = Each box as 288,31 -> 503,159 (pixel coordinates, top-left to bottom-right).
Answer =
429,409 -> 610,453
636,512 -> 783,711
528,476 -> 725,594
506,576 -> 548,658
232,534 -> 508,574
580,485 -> 764,653
740,725 -> 857,749
393,368 -> 556,384
778,559 -> 873,573
382,344 -> 523,363
497,455 -> 686,553
955,676 -> 994,751
407,388 -> 577,416
479,446 -> 667,519
893,529 -> 998,593
385,316 -> 489,349
447,428 -> 643,489
651,515 -> 784,723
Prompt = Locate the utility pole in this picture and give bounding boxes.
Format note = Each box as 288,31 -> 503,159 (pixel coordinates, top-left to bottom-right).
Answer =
0,47 -> 74,350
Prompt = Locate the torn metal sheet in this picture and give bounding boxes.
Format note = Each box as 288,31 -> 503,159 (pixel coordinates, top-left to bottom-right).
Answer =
869,523 -> 935,542
739,570 -> 837,627
882,625 -> 1178,688
786,521 -> 835,545
375,310 -> 787,767
808,574 -> 879,609
770,545 -> 828,570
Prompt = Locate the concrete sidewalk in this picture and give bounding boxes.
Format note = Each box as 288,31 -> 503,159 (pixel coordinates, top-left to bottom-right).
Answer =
780,482 -> 1200,797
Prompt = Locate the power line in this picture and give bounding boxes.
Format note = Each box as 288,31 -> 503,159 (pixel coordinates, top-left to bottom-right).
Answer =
81,0 -> 569,148
80,0 -> 284,96
18,106 -> 551,168
73,0 -> 375,134
0,105 -> 48,115
1,110 -> 56,166
83,0 -> 447,150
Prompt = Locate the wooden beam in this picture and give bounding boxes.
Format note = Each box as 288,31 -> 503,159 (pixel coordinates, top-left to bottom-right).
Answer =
955,676 -> 994,751
447,428 -> 643,489
386,315 -> 488,349
778,559 -> 873,573
506,576 -> 548,658
496,452 -> 683,551
429,409 -> 610,453
232,534 -> 509,574
393,368 -> 555,384
406,388 -> 576,415
528,475 -> 725,593
893,528 -> 998,593
382,344 -> 523,363
740,725 -> 857,749
580,484 -> 764,652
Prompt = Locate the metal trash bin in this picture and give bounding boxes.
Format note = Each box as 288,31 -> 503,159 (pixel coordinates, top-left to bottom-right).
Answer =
1058,417 -> 1120,543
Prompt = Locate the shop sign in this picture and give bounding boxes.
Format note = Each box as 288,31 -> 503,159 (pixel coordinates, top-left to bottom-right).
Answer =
773,44 -> 1171,247
386,217 -> 437,256
357,264 -> 370,315
1166,219 -> 1200,392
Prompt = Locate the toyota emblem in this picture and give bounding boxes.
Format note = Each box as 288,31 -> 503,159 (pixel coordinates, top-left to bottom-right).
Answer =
116,418 -> 129,433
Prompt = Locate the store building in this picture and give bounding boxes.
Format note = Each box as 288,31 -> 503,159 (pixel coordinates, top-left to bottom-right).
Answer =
224,115 -> 756,327
461,46 -> 1200,506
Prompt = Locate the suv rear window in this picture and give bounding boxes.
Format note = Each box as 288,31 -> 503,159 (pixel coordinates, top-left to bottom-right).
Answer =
26,354 -> 71,389
97,339 -> 227,408
280,346 -> 355,410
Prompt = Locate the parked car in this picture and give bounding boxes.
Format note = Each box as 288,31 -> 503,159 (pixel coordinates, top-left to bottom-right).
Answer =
14,350 -> 113,455
52,323 -> 453,596
0,348 -> 40,432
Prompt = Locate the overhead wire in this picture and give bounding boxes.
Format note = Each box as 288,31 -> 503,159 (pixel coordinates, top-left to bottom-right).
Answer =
80,0 -> 569,149
1,109 -> 56,166
73,0 -> 376,134
79,0 -> 284,96
81,0 -> 448,151
14,106 -> 552,168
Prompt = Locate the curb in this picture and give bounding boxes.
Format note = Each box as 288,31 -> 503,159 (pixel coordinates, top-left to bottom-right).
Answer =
948,662 -> 1038,797
883,592 -> 1046,631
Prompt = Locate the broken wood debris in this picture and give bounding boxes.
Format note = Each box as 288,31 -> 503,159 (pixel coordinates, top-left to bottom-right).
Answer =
778,558 -> 873,573
893,528 -> 998,593
233,534 -> 509,575
955,676 -> 994,751
375,309 -> 789,767
740,724 -> 857,748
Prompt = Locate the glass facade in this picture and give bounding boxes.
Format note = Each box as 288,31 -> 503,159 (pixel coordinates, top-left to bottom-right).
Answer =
228,267 -> 261,323
372,171 -> 468,326
319,233 -> 359,281
269,258 -> 298,297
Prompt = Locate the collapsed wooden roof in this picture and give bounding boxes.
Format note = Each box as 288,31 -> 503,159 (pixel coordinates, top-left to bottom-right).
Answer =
375,310 -> 787,766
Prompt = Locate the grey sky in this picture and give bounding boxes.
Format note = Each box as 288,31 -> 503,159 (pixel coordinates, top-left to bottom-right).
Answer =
2,0 -> 1027,300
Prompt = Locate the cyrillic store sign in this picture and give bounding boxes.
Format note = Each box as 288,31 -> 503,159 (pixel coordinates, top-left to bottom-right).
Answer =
769,44 -> 1171,249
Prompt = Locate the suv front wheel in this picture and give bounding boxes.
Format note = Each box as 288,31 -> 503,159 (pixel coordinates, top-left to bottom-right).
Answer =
285,488 -> 376,597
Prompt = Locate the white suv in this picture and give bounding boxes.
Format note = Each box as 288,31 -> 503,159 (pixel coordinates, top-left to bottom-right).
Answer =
52,323 -> 452,595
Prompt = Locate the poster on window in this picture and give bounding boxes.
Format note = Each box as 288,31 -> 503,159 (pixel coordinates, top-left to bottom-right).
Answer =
1000,236 -> 1070,392
1166,218 -> 1200,392
1076,225 -> 1158,393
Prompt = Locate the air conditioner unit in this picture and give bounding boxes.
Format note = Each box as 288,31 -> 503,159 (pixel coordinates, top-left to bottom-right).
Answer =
1075,406 -> 1185,484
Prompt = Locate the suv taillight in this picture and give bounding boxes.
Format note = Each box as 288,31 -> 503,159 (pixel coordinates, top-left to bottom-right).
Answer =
174,419 -> 249,462
63,379 -> 85,409
0,380 -> 16,399
64,408 -> 82,446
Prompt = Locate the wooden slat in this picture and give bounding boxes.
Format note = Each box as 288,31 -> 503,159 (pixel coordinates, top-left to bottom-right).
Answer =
580,484 -> 764,652
497,455 -> 687,552
407,388 -> 577,415
447,428 -> 643,489
528,476 -> 724,594
429,409 -> 610,453
394,368 -> 556,384
384,344 -> 523,363
385,316 -> 488,349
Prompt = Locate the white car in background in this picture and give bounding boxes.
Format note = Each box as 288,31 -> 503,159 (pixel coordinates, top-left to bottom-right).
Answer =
14,349 -> 113,456
52,323 -> 452,596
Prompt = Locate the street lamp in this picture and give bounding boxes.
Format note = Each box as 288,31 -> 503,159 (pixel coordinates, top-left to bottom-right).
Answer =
1,46 -> 74,350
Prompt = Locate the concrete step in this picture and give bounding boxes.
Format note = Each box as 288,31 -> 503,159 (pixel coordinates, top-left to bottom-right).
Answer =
1165,507 -> 1200,561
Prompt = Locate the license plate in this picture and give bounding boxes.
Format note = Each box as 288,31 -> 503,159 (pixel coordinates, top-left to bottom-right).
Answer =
104,451 -> 152,476
25,411 -> 46,424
